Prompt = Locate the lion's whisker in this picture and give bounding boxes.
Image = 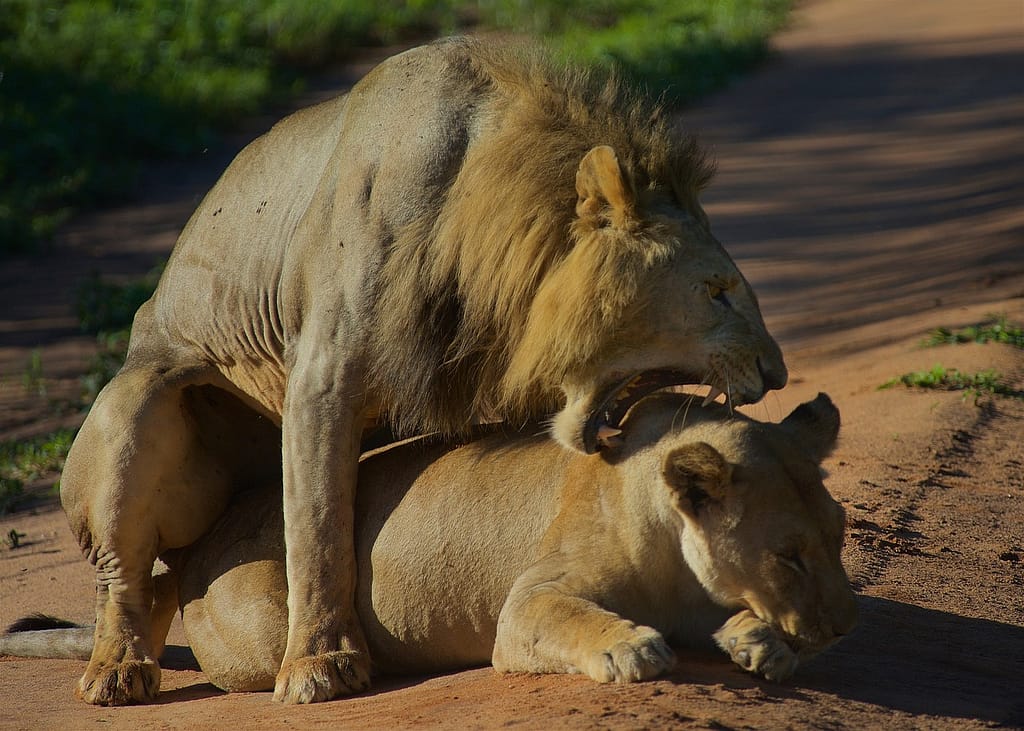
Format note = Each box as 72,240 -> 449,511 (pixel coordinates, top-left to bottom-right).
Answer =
671,371 -> 710,432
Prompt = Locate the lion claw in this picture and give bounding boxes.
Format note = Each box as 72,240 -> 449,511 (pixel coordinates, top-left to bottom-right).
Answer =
77,658 -> 161,706
273,651 -> 371,704
583,625 -> 676,683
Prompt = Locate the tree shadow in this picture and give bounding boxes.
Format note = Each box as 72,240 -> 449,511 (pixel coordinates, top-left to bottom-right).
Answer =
160,644 -> 200,672
154,681 -> 224,705
663,595 -> 1023,725
796,596 -> 1023,725
688,35 -> 1024,346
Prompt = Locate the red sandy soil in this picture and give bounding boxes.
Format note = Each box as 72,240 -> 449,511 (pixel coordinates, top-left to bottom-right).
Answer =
1,1 -> 1022,728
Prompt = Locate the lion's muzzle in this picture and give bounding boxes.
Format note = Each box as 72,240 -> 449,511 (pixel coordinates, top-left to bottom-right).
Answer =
581,370 -> 700,454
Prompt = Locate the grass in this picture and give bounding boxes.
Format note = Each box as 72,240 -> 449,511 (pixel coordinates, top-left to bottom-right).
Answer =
0,270 -> 161,513
0,478 -> 24,515
21,350 -> 46,398
74,265 -> 164,403
0,429 -> 75,513
922,316 -> 1024,349
1,0 -> 791,254
75,264 -> 163,335
536,0 -> 791,100
880,364 -> 1024,402
883,318 -> 1024,402
6,528 -> 28,550
80,330 -> 133,406
0,0 -> 439,252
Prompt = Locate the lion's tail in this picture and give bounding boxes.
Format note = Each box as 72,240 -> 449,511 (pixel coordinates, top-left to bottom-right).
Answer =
0,614 -> 94,659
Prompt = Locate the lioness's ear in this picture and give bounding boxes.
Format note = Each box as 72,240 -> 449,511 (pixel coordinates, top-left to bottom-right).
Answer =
663,442 -> 732,516
780,392 -> 840,463
575,145 -> 636,226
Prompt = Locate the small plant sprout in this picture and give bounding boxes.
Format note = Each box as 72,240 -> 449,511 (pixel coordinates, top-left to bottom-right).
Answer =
880,364 -> 1023,403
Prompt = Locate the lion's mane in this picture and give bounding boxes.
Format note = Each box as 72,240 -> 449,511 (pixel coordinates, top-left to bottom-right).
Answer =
368,38 -> 715,435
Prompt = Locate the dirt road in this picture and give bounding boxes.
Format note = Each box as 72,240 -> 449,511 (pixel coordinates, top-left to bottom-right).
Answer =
2,0 -> 1022,728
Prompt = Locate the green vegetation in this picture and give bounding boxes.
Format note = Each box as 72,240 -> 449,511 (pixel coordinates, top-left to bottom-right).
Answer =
880,365 -> 1024,402
75,265 -> 163,335
0,270 -> 161,512
882,318 -> 1024,402
534,0 -> 791,97
1,0 -> 790,253
923,316 -> 1024,349
6,528 -> 28,550
80,331 -> 133,406
21,350 -> 46,398
0,429 -> 75,513
75,266 -> 163,403
0,478 -> 24,514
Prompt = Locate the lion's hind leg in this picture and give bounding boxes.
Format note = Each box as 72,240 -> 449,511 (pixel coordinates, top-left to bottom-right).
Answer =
60,363 -> 248,705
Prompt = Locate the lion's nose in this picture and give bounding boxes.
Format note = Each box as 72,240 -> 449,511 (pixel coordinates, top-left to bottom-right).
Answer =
757,356 -> 788,392
833,594 -> 859,638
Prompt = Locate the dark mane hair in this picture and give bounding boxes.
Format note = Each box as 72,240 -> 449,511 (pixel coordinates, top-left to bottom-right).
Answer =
368,37 -> 715,436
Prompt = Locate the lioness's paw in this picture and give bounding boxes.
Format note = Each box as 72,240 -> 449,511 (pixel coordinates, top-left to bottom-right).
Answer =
583,626 -> 676,683
713,611 -> 797,682
77,658 -> 161,706
273,651 -> 371,704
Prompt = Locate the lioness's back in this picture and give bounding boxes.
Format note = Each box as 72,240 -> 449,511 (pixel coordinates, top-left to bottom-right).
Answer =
181,429 -> 571,681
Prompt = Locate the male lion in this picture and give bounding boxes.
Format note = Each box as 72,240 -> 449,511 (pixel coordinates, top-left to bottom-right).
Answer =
59,37 -> 787,705
4,395 -> 854,691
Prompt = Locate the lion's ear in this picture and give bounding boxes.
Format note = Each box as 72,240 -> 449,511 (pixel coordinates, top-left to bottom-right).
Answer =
575,145 -> 637,226
662,442 -> 732,517
779,392 -> 840,464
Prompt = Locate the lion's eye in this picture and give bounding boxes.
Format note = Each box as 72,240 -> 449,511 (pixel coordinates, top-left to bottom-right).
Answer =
778,551 -> 807,575
707,283 -> 731,308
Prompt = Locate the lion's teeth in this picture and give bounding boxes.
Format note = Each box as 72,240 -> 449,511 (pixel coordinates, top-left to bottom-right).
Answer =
597,425 -> 623,448
702,387 -> 724,407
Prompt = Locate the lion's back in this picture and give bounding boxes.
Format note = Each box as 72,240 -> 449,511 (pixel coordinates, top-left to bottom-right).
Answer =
157,38 -> 492,290
133,39 -> 500,410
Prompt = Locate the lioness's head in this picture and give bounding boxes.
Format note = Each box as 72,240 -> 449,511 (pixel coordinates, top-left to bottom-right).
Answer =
504,145 -> 786,453
651,393 -> 857,667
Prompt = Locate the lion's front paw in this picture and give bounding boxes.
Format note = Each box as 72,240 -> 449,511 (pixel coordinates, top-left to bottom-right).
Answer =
273,651 -> 371,704
77,658 -> 161,706
581,625 -> 676,683
713,610 -> 797,682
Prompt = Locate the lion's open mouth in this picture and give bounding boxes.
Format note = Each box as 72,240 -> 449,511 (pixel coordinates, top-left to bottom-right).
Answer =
581,369 -> 703,454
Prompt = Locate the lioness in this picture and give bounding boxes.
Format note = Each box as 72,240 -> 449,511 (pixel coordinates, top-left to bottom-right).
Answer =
59,37 -> 787,704
11,395 -> 855,692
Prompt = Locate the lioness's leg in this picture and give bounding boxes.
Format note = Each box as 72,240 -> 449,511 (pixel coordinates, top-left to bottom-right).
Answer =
61,366 -> 239,705
493,572 -> 676,683
272,345 -> 372,704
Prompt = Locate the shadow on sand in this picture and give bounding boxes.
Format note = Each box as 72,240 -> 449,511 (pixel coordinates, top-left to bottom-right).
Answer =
680,595 -> 1024,726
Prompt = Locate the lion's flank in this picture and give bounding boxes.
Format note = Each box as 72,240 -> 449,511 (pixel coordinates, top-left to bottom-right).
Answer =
368,37 -> 715,436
